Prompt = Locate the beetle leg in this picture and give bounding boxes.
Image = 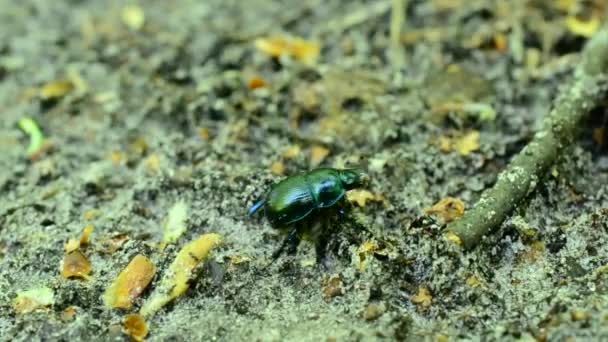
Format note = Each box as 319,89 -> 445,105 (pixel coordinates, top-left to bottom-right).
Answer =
337,207 -> 346,223
315,231 -> 330,266
271,228 -> 300,261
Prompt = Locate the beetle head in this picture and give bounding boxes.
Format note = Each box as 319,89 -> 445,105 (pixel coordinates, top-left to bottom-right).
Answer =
339,168 -> 369,190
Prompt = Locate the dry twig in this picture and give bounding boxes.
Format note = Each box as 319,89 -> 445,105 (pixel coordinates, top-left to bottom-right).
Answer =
446,24 -> 608,249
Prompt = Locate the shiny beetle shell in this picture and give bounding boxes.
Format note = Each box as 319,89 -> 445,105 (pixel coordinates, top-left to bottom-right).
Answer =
249,168 -> 369,226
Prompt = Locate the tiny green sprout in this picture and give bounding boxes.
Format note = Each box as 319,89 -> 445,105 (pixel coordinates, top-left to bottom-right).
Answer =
18,117 -> 45,158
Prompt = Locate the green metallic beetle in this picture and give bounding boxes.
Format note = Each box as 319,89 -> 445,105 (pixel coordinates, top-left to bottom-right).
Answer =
249,168 -> 369,224
249,168 -> 369,259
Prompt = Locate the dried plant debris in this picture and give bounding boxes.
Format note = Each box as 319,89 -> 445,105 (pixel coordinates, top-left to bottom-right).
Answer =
425,197 -> 465,223
411,287 -> 432,310
65,224 -> 95,253
140,233 -> 223,317
123,314 -> 148,342
13,287 -> 55,314
39,80 -> 73,100
104,255 -> 156,310
62,250 -> 92,280
254,36 -> 320,65
162,200 -> 190,245
121,5 -> 145,31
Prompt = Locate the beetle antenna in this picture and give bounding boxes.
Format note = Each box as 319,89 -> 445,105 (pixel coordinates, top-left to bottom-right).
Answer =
248,200 -> 265,215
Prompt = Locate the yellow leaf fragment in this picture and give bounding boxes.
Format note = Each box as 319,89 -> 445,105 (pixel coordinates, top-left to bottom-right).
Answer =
255,36 -> 320,65
40,80 -> 73,100
356,240 -> 386,271
571,310 -> 590,322
437,136 -> 452,153
228,255 -> 251,265
199,127 -> 211,140
425,197 -> 465,223
62,250 -> 92,280
110,151 -> 125,166
13,287 -> 55,314
145,154 -> 161,173
411,287 -> 432,309
101,234 -> 129,254
270,161 -> 285,175
64,239 -> 81,253
346,189 -> 376,207
140,233 -> 223,317
445,231 -> 463,246
83,209 -> 100,221
454,130 -> 480,156
80,224 -> 94,246
67,66 -> 89,95
466,275 -> 482,288
163,200 -> 189,245
130,137 -> 148,156
310,145 -> 330,167
566,16 -> 600,38
104,254 -> 156,309
121,5 -> 145,30
64,225 -> 94,252
123,314 -> 148,342
282,145 -> 301,159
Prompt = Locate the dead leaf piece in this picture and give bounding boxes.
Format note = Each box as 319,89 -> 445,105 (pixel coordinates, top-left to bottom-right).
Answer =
140,233 -> 223,317
437,136 -> 452,153
145,154 -> 161,173
411,287 -> 432,309
425,197 -> 465,223
121,5 -> 145,30
454,131 -> 480,156
248,77 -> 266,89
40,80 -> 73,99
83,210 -> 100,221
310,145 -> 330,167
270,161 -> 285,175
13,287 -> 55,314
255,36 -> 320,65
163,200 -> 190,245
64,225 -> 94,253
80,224 -> 94,246
566,16 -> 600,38
282,145 -> 301,159
445,231 -> 463,246
104,254 -> 156,309
64,239 -> 81,253
199,127 -> 211,140
346,189 -> 376,207
62,250 -> 92,280
123,314 -> 148,342
101,234 -> 129,254
356,241 -> 387,271
110,151 -> 125,166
